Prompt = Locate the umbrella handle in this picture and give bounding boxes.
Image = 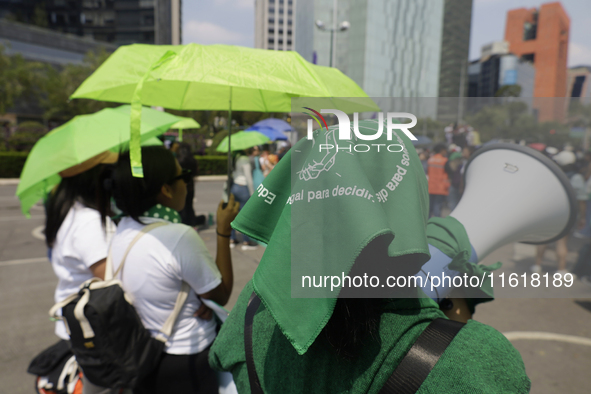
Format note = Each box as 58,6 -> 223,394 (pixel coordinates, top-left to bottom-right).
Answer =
223,87 -> 233,208
222,176 -> 234,209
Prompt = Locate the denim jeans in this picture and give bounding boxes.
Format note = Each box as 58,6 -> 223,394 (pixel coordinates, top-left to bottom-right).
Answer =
429,194 -> 446,218
230,184 -> 251,243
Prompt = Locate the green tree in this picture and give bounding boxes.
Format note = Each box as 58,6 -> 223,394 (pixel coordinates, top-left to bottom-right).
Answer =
8,121 -> 47,151
495,84 -> 522,97
32,4 -> 48,28
40,48 -> 114,121
0,45 -> 45,115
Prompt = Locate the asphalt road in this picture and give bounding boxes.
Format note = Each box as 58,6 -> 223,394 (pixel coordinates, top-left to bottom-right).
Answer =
1,181 -> 591,393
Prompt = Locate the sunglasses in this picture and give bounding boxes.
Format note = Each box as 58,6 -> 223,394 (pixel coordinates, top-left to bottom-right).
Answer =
168,169 -> 193,184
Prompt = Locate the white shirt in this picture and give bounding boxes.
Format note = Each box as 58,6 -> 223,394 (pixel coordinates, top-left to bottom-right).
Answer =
233,155 -> 254,194
110,217 -> 222,354
571,173 -> 587,201
51,202 -> 115,339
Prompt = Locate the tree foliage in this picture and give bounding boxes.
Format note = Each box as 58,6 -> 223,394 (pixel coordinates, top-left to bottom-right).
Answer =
8,121 -> 47,151
40,48 -> 115,120
0,45 -> 45,115
465,100 -> 570,146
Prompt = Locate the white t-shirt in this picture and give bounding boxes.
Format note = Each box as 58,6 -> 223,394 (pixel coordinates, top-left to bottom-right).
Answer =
51,202 -> 115,339
571,173 -> 587,201
233,155 -> 254,195
110,217 -> 222,355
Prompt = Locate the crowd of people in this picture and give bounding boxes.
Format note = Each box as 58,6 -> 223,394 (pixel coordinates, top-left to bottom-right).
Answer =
37,122 -> 591,393
30,116 -> 542,394
418,144 -> 474,219
228,143 -> 288,250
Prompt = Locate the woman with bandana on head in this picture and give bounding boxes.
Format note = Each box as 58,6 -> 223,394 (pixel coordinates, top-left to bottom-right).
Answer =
208,120 -> 530,394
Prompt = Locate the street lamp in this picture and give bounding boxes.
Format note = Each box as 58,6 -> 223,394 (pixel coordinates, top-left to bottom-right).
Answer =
315,19 -> 349,67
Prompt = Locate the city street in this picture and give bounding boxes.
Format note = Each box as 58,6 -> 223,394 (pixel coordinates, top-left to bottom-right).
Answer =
1,180 -> 591,393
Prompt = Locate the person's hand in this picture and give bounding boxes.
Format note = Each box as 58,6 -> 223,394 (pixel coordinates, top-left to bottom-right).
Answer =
217,193 -> 240,235
194,302 -> 213,321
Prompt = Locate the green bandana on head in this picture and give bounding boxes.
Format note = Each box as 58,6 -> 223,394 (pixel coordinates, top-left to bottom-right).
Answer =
142,203 -> 182,224
232,119 -> 432,355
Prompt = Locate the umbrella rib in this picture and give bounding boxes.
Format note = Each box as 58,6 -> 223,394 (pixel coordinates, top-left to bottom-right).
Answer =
259,89 -> 268,113
179,80 -> 192,109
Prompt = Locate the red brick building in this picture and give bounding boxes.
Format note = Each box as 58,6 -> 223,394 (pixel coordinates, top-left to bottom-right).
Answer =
504,2 -> 570,121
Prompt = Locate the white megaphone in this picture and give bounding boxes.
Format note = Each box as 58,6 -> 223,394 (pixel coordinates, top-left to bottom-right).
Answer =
419,143 -> 578,301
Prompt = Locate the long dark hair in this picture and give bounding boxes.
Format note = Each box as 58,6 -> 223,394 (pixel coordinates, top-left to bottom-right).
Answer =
99,146 -> 177,224
322,298 -> 382,360
45,165 -> 105,248
321,235 -> 425,359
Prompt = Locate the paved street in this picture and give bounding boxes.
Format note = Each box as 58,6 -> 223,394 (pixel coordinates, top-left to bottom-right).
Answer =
1,180 -> 591,393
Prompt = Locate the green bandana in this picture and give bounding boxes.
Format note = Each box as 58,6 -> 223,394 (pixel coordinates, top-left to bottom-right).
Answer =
232,120 -> 431,355
426,216 -> 501,311
141,203 -> 182,223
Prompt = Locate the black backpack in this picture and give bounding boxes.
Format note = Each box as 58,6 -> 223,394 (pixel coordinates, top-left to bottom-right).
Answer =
50,222 -> 190,390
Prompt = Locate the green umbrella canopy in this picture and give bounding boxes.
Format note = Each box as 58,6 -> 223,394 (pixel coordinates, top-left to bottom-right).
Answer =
171,117 -> 200,129
70,44 -> 375,112
216,131 -> 270,152
70,43 -> 378,177
16,105 -> 181,216
170,117 -> 200,142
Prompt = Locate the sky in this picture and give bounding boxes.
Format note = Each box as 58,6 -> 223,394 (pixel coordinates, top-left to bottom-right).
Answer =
182,0 -> 591,67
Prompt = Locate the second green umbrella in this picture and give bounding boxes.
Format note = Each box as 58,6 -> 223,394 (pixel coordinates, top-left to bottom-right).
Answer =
16,105 -> 181,216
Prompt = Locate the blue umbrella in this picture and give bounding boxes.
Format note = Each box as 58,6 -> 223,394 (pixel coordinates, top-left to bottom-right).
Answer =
245,126 -> 288,141
251,118 -> 292,132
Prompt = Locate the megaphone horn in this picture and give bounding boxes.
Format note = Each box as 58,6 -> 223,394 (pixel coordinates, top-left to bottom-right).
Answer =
420,143 -> 578,301
451,143 -> 577,260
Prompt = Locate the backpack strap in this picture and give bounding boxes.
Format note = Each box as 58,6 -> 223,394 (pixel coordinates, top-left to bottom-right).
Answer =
108,221 -> 191,343
244,292 -> 465,394
155,281 -> 191,343
244,292 -> 264,394
378,318 -> 465,394
105,221 -> 169,281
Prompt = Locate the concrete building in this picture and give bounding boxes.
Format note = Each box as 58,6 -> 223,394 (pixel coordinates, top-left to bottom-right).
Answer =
0,0 -> 181,45
0,18 -> 116,66
466,41 -> 535,116
438,0 -> 473,98
0,19 -> 117,126
437,0 -> 473,122
258,0 -> 475,119
289,0 -> 444,104
255,0 -> 296,51
504,2 -> 570,121
567,66 -> 591,106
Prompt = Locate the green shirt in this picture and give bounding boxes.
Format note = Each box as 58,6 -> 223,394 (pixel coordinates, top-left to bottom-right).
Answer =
210,281 -> 531,394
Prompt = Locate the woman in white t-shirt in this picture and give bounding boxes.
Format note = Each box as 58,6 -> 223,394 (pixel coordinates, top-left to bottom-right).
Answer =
45,153 -> 118,340
45,152 -> 119,394
100,146 -> 239,394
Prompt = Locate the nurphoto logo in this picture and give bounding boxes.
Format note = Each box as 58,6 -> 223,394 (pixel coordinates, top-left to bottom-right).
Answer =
303,108 -> 418,153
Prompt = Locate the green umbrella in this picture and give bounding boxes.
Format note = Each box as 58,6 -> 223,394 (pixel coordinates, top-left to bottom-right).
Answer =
70,43 -> 378,178
170,117 -> 201,142
16,105 -> 181,216
70,44 -> 373,111
216,131 -> 270,152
